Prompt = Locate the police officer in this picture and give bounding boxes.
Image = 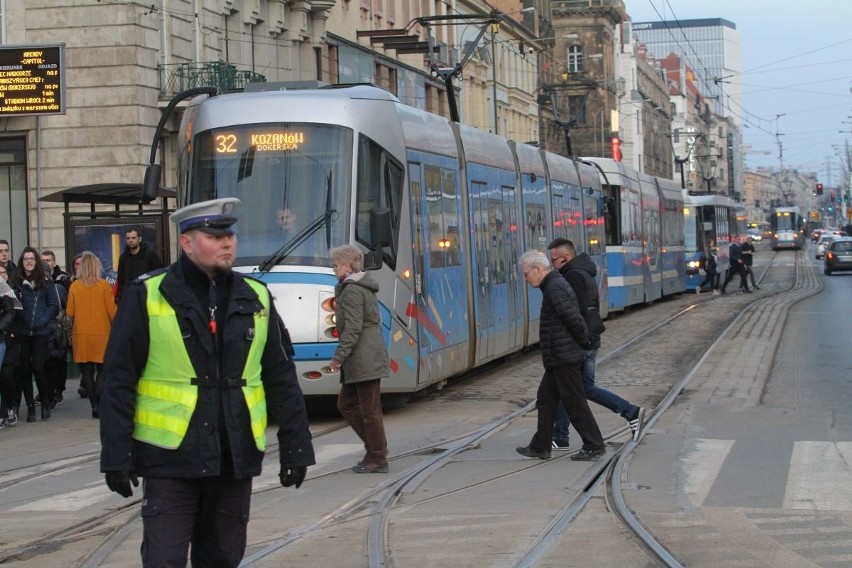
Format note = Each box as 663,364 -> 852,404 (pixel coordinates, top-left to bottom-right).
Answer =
99,198 -> 315,568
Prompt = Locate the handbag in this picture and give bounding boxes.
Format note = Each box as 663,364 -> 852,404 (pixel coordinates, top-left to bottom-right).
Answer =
50,285 -> 72,349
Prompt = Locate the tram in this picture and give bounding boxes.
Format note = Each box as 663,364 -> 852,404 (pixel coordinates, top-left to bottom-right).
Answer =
142,85 -> 686,396
682,192 -> 746,290
581,158 -> 685,310
770,206 -> 805,250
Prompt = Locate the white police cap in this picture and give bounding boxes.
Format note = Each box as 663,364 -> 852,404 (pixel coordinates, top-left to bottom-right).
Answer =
170,198 -> 240,235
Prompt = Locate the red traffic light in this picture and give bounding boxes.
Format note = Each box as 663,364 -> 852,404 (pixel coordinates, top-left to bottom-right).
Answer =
816,183 -> 824,195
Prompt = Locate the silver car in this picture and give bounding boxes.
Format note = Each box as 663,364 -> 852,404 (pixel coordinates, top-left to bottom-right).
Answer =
815,235 -> 835,259
824,238 -> 852,275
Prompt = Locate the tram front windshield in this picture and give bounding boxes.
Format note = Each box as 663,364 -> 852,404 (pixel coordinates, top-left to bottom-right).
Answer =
190,123 -> 353,268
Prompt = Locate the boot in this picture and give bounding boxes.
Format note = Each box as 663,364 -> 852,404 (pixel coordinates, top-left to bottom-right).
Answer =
41,403 -> 51,420
27,404 -> 36,422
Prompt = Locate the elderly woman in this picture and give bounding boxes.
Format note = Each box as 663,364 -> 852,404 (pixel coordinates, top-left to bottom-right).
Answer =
67,252 -> 116,418
328,245 -> 389,473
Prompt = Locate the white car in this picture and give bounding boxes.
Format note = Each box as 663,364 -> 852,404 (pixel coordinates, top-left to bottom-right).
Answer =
815,235 -> 835,259
747,229 -> 762,243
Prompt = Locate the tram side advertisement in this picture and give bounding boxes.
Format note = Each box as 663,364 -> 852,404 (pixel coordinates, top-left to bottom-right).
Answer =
0,44 -> 65,116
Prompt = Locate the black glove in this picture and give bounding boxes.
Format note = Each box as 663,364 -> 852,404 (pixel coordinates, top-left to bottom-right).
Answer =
105,471 -> 139,498
279,466 -> 307,489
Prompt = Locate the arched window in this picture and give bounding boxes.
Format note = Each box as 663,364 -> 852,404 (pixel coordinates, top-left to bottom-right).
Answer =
567,45 -> 584,73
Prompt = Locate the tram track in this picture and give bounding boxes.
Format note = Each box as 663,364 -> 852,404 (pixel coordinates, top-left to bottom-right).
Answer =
2,247 -> 814,567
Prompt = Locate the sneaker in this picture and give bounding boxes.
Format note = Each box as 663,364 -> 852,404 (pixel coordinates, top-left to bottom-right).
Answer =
712,289 -> 721,296
55,393 -> 64,406
551,438 -> 571,450
516,446 -> 552,460
742,289 -> 753,294
570,447 -> 606,461
628,407 -> 646,441
0,418 -> 5,430
6,408 -> 17,426
695,287 -> 701,295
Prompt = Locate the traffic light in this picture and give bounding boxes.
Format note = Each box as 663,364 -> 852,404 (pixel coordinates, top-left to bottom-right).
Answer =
816,183 -> 823,195
830,190 -> 836,201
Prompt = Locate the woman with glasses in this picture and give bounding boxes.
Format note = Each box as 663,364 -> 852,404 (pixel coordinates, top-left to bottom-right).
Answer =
10,247 -> 59,422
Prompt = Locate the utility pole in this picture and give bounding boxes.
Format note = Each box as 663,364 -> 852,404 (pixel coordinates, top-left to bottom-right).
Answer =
491,19 -> 499,135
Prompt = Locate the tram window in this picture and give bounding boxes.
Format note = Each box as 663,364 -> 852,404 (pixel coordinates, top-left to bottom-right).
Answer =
423,165 -> 461,268
356,135 -> 403,268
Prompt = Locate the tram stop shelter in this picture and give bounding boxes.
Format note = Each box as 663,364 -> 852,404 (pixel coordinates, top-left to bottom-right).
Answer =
40,182 -> 176,276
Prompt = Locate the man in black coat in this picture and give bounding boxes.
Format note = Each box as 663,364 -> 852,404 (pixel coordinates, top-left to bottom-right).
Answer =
100,198 -> 315,568
114,226 -> 163,302
548,239 -> 645,446
516,250 -> 605,461
721,235 -> 751,293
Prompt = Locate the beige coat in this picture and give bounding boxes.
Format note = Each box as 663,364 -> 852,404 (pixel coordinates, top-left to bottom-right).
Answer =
67,279 -> 116,363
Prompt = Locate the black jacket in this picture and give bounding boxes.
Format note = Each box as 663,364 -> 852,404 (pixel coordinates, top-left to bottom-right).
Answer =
14,279 -> 59,337
115,243 -> 162,301
0,295 -> 16,340
538,270 -> 589,368
559,252 -> 601,349
99,258 -> 315,479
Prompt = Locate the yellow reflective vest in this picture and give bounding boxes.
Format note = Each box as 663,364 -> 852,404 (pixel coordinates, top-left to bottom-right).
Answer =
132,274 -> 269,451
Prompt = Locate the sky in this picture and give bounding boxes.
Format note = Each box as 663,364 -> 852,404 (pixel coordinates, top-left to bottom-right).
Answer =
625,0 -> 852,186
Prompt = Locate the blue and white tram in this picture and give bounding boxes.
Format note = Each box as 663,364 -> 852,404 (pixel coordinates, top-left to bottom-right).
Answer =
770,206 -> 805,250
582,158 -> 685,311
682,192 -> 742,290
167,85 -> 609,396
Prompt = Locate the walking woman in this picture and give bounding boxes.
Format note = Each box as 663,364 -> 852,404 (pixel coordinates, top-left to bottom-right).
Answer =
10,247 -> 59,422
328,245 -> 390,473
66,252 -> 116,418
0,264 -> 21,428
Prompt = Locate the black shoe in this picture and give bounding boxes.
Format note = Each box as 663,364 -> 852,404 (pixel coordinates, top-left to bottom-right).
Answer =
26,404 -> 36,422
551,438 -> 571,450
516,446 -> 551,460
41,404 -> 51,420
570,447 -> 606,461
92,409 -> 100,419
78,387 -> 88,399
742,289 -> 753,294
720,287 -> 726,295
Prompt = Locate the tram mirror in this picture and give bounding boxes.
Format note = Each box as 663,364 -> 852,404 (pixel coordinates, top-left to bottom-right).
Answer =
364,250 -> 382,271
142,164 -> 162,204
370,207 -> 392,247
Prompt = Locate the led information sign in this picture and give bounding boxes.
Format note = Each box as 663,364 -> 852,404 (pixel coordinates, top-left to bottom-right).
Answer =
0,44 -> 65,116
215,131 -> 305,153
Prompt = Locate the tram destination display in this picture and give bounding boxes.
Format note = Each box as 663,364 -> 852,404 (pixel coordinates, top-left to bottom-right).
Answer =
0,44 -> 65,116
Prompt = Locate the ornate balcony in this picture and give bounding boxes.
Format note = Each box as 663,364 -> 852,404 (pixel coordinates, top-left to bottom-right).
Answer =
158,62 -> 266,99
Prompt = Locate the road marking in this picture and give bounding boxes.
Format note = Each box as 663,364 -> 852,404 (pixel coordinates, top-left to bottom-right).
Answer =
682,438 -> 734,507
10,484 -> 108,512
784,441 -> 852,511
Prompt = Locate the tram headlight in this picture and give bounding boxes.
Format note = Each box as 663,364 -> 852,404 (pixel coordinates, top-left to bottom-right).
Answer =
687,260 -> 700,269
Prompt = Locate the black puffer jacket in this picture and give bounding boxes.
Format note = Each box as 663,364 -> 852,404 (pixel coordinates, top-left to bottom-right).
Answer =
560,252 -> 601,349
100,257 -> 315,479
538,270 -> 589,368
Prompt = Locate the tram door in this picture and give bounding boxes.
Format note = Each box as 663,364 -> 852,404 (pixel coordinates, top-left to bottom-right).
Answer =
469,176 -> 522,363
408,159 -> 470,385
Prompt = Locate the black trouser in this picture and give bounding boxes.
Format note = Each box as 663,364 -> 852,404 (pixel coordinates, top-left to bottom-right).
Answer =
698,270 -> 719,290
15,335 -> 49,407
531,363 -> 605,452
722,263 -> 748,290
141,476 -> 252,568
0,363 -> 14,416
45,355 -> 68,400
78,362 -> 103,410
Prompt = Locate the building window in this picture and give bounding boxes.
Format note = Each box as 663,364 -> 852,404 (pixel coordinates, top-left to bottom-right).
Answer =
567,45 -> 584,73
568,95 -> 586,126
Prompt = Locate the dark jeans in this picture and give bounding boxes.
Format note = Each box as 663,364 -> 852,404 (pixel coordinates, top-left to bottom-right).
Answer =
141,476 -> 252,568
79,362 -> 103,410
15,335 -> 49,407
698,270 -> 720,290
554,349 -> 637,439
744,263 -> 758,288
532,363 -> 604,452
337,378 -> 388,465
0,362 -> 14,416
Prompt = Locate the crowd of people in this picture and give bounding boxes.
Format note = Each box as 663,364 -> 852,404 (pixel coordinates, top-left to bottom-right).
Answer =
697,235 -> 761,295
0,228 -> 156,429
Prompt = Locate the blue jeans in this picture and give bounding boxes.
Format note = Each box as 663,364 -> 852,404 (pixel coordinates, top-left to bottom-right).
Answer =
553,348 -> 638,439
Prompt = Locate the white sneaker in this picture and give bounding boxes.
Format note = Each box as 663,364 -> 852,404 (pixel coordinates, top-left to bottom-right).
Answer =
695,287 -> 701,295
712,290 -> 721,296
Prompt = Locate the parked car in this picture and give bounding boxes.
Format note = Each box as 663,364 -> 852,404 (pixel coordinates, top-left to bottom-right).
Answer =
815,235 -> 835,259
824,238 -> 852,275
